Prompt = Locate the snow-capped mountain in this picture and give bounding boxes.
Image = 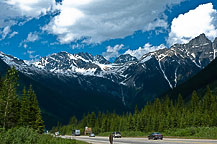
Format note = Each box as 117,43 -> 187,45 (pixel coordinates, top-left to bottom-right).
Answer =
114,54 -> 138,64
1,33 -> 216,127
0,34 -> 216,107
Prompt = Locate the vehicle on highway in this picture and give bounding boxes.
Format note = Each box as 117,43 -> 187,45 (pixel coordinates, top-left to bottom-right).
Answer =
55,131 -> 59,136
112,132 -> 121,138
89,133 -> 95,137
72,129 -> 81,136
148,132 -> 163,140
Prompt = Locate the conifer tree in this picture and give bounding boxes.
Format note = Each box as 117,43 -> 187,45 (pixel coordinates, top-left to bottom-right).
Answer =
191,90 -> 199,112
0,67 -> 19,129
0,73 -> 3,127
203,86 -> 215,126
19,87 -> 30,126
69,116 -> 78,129
177,94 -> 184,109
28,85 -> 44,133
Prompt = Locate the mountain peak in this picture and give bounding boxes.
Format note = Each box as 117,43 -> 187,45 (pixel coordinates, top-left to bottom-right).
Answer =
94,55 -> 110,64
188,33 -> 211,46
114,54 -> 137,64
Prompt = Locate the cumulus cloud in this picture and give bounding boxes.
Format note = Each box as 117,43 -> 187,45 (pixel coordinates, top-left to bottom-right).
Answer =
26,32 -> 39,42
9,31 -> 18,38
0,0 -> 55,29
44,0 -> 184,44
168,3 -> 217,46
0,26 -> 11,40
124,43 -> 166,59
19,32 -> 39,47
102,44 -> 124,60
26,50 -> 40,60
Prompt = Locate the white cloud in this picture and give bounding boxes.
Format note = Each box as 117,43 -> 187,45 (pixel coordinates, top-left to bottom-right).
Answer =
24,44 -> 28,48
71,43 -> 85,49
27,50 -> 39,60
124,43 -> 166,59
9,31 -> 18,38
168,3 -> 217,46
19,32 -> 39,47
102,44 -> 124,60
0,0 -> 55,29
44,0 -> 184,44
0,26 -> 11,40
26,32 -> 39,42
3,0 -> 55,17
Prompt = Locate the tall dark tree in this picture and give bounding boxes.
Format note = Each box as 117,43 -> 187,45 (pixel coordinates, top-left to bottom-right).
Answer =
0,67 -> 19,129
28,85 -> 44,133
177,94 -> 184,109
19,87 -> 30,126
191,90 -> 199,112
69,116 -> 78,129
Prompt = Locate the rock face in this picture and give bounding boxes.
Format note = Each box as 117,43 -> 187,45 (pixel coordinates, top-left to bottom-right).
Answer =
0,34 -> 216,126
114,54 -> 138,64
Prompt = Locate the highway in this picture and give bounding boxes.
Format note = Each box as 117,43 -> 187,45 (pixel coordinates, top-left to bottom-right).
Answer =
60,135 -> 217,144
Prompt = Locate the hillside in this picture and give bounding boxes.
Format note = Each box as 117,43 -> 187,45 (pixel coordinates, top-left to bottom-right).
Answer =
164,57 -> 217,100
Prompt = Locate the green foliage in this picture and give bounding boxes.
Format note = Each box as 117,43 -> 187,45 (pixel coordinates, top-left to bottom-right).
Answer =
0,67 -> 44,133
0,127 -> 39,144
19,87 -> 30,126
164,127 -> 217,139
0,67 -> 19,129
26,85 -> 44,133
0,127 -> 88,144
38,134 -> 86,144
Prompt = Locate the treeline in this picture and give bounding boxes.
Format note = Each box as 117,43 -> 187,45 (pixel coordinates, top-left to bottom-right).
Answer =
0,67 -> 44,133
56,87 -> 217,134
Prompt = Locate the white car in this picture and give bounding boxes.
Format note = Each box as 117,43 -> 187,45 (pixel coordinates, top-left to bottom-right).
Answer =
55,131 -> 59,136
112,132 -> 121,138
89,133 -> 95,137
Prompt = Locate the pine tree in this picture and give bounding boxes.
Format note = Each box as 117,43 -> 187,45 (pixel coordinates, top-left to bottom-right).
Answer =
28,85 -> 44,133
0,67 -> 19,129
203,86 -> 215,126
0,72 -> 2,89
19,87 -> 30,126
191,90 -> 199,112
177,94 -> 184,109
69,116 -> 78,129
89,112 -> 96,128
0,72 -> 3,127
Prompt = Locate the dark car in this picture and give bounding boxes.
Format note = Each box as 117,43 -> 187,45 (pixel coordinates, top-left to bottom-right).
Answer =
148,132 -> 163,140
112,132 -> 121,138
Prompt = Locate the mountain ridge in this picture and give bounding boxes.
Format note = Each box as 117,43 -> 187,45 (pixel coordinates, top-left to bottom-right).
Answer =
0,33 -> 217,127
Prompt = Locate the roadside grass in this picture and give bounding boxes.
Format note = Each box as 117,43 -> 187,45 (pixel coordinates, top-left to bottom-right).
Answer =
38,134 -> 89,144
98,127 -> 217,139
163,127 -> 217,139
0,127 -> 88,144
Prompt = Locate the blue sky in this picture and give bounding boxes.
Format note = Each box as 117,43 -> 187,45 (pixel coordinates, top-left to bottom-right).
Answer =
0,0 -> 217,61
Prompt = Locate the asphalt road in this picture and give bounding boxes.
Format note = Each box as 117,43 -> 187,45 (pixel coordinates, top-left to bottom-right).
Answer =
60,135 -> 217,144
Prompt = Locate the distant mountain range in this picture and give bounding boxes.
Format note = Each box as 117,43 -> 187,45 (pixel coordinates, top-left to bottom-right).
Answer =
0,33 -> 216,127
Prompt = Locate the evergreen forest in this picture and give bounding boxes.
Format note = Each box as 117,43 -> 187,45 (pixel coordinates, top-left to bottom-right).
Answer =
54,87 -> 217,137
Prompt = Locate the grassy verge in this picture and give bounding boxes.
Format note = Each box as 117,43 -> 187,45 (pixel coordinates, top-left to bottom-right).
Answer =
0,127 -> 88,144
98,127 -> 217,139
163,127 -> 217,139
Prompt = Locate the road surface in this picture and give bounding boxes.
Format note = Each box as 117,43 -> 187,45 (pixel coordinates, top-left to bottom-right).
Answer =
60,135 -> 217,144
